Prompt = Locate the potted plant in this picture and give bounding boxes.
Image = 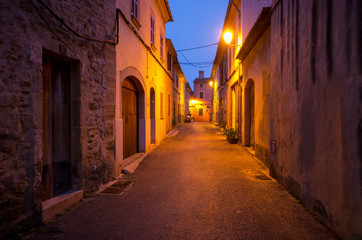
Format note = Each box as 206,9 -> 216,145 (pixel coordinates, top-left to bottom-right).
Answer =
222,127 -> 239,144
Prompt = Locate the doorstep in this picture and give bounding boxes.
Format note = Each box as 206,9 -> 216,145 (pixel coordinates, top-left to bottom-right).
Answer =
42,190 -> 83,223
166,128 -> 179,137
244,147 -> 255,156
121,153 -> 147,174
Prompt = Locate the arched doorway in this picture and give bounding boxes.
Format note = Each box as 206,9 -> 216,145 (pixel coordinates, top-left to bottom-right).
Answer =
122,78 -> 138,159
150,88 -> 156,144
245,79 -> 255,147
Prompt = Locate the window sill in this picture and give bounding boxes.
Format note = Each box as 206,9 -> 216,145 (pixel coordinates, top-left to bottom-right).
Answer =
151,44 -> 157,52
160,57 -> 165,64
131,15 -> 141,29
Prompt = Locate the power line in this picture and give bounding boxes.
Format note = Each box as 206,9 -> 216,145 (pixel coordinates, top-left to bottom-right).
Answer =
178,52 -> 214,68
31,0 -> 117,45
176,43 -> 218,52
179,61 -> 214,65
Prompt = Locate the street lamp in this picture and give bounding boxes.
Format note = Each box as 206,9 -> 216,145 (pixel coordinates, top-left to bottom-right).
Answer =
223,30 -> 233,45
209,80 -> 214,87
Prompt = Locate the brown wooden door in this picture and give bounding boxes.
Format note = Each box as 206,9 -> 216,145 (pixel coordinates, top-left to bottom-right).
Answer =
42,55 -> 71,199
122,78 -> 138,159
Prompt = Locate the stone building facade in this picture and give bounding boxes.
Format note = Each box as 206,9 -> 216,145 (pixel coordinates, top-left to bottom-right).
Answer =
211,0 -> 362,238
191,71 -> 213,122
114,0 -> 173,176
237,8 -> 271,167
269,0 -> 362,238
0,0 -> 116,234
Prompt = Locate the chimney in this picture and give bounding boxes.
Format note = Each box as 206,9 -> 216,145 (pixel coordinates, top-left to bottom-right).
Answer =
199,71 -> 204,78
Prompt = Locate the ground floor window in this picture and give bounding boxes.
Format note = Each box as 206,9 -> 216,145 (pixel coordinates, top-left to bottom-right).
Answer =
199,108 -> 203,116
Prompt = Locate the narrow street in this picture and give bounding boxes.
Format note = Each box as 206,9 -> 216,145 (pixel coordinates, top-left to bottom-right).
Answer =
25,122 -> 337,240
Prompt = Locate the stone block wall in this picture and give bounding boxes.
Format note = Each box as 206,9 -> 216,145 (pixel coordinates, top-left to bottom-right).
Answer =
0,0 -> 116,234
270,0 -> 362,238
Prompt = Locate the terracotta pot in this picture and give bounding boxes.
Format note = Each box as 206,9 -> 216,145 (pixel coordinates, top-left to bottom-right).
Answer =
227,138 -> 239,144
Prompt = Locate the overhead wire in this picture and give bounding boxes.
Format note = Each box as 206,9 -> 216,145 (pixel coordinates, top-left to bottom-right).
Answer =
178,51 -> 214,68
32,0 -> 117,45
176,42 -> 219,52
29,0 -> 81,55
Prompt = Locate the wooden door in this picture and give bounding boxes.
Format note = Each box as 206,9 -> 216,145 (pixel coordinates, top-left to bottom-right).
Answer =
122,78 -> 138,159
42,55 -> 71,199
51,58 -> 71,196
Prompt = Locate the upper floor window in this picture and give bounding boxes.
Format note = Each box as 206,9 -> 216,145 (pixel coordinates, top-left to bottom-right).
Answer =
132,0 -> 139,18
167,52 -> 172,71
200,83 -> 203,88
199,92 -> 204,99
160,34 -> 164,59
150,15 -> 155,46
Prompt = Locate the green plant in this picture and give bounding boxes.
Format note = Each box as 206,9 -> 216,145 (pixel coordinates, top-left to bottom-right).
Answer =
222,127 -> 239,141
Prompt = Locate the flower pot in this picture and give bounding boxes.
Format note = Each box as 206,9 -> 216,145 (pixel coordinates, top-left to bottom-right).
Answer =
227,138 -> 239,144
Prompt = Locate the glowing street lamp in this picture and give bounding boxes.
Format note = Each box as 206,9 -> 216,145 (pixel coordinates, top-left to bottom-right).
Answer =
209,80 -> 214,87
223,30 -> 233,45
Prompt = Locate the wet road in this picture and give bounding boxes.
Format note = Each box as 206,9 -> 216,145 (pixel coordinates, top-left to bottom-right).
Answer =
25,122 -> 338,240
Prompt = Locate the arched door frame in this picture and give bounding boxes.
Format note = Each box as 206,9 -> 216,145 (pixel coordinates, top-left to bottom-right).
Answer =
116,67 -> 146,175
244,78 -> 255,147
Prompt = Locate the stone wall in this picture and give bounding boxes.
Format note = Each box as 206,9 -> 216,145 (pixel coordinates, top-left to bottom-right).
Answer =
0,0 -> 116,234
270,0 -> 362,238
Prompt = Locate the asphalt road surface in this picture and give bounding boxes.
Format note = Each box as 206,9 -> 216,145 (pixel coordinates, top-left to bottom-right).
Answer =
24,122 -> 338,240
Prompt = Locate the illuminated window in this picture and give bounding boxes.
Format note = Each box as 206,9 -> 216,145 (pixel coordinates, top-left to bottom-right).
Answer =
199,108 -> 203,116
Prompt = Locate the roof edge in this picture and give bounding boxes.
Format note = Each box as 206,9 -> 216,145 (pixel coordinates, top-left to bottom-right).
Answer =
236,7 -> 271,61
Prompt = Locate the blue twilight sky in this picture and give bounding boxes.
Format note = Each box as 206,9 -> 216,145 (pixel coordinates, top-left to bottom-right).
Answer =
166,0 -> 229,90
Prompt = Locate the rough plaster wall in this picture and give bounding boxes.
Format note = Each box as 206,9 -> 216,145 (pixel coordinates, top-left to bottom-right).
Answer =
0,0 -> 116,233
270,0 -> 362,238
242,27 -> 271,167
241,0 -> 272,43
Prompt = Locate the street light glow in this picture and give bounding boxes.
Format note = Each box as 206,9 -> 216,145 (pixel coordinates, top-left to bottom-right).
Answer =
223,30 -> 233,45
209,80 -> 214,87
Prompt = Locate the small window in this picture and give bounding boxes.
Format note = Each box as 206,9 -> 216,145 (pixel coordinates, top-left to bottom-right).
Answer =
167,52 -> 171,70
200,83 -> 203,88
172,68 -> 176,83
131,0 -> 139,20
199,92 -> 204,99
150,15 -> 155,45
160,34 -> 164,59
199,108 -> 204,116
176,74 -> 179,88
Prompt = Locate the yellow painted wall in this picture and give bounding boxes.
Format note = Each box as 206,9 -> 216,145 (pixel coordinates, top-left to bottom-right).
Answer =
115,0 -> 173,175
